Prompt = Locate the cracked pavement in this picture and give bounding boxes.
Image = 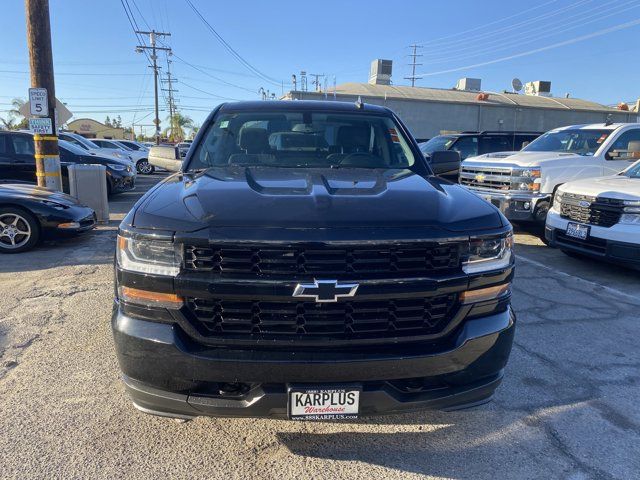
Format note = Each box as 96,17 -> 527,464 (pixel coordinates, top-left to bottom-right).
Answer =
1,173 -> 639,479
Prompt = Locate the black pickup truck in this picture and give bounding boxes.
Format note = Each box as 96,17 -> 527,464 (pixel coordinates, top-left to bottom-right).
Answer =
112,101 -> 515,420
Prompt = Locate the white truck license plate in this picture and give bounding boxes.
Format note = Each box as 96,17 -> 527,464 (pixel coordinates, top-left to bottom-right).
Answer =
289,387 -> 360,420
566,222 -> 590,240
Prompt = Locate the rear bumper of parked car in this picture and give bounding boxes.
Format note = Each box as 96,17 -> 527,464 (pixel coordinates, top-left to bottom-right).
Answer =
546,211 -> 640,269
465,188 -> 548,222
112,305 -> 516,419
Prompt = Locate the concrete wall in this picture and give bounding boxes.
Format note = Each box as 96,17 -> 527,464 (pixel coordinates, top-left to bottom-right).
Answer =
287,91 -> 636,140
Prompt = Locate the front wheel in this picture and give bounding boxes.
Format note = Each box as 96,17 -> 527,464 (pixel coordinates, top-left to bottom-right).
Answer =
136,159 -> 155,175
0,207 -> 40,253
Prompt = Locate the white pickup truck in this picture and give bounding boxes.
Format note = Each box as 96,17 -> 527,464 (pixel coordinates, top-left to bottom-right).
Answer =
545,160 -> 640,270
459,123 -> 640,223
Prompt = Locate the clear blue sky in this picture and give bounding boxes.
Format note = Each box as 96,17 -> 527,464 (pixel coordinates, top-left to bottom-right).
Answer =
1,0 -> 639,136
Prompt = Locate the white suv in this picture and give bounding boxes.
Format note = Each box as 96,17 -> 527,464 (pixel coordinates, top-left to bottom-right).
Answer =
460,123 -> 640,223
545,159 -> 640,270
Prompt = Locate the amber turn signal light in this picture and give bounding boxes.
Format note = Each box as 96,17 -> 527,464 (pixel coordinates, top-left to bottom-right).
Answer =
118,286 -> 183,308
460,283 -> 511,305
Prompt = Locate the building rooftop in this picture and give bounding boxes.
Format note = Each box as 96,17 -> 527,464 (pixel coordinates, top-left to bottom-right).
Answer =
309,82 -> 621,114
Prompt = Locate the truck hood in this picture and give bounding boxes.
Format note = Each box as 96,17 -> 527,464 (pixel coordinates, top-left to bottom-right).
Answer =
132,166 -> 504,233
463,151 -> 583,168
559,175 -> 640,200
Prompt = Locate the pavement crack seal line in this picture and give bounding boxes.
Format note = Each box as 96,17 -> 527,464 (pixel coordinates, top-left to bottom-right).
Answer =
516,255 -> 640,306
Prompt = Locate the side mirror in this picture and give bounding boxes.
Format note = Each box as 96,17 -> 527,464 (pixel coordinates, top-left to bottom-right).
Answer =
149,145 -> 182,172
428,150 -> 461,176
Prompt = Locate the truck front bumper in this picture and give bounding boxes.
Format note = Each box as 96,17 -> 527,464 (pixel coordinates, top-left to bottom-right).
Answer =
545,210 -> 640,270
466,188 -> 548,222
112,306 -> 516,419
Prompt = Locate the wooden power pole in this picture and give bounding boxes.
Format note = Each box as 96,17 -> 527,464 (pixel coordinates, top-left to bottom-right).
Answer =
135,30 -> 171,145
25,0 -> 62,191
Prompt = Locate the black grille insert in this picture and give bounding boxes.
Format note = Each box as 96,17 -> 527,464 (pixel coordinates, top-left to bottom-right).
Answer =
560,195 -> 622,228
184,243 -> 461,278
184,295 -> 458,340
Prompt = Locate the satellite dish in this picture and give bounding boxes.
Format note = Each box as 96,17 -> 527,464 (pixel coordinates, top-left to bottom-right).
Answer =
512,78 -> 523,92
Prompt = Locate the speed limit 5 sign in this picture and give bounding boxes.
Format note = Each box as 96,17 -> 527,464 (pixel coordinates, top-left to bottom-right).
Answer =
29,88 -> 48,116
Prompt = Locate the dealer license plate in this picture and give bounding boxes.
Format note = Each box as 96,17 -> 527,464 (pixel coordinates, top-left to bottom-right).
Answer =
288,387 -> 360,420
566,222 -> 590,240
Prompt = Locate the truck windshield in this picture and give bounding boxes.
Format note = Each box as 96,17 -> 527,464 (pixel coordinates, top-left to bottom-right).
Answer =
522,129 -> 610,156
419,135 -> 455,155
622,160 -> 640,178
188,111 -> 417,170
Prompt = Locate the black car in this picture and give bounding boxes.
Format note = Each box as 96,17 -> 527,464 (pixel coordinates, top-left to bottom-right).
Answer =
419,131 -> 542,178
0,131 -> 136,195
113,101 -> 515,420
0,182 -> 96,253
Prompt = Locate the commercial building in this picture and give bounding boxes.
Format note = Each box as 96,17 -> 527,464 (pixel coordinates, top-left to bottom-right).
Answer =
66,118 -> 126,139
283,61 -> 636,140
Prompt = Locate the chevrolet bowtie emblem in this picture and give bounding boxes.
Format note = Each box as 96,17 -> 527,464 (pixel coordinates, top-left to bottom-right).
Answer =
475,173 -> 486,182
292,279 -> 359,303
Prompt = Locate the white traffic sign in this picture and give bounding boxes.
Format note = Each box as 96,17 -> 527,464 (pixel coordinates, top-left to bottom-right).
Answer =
28,117 -> 53,134
19,98 -> 72,126
29,88 -> 48,116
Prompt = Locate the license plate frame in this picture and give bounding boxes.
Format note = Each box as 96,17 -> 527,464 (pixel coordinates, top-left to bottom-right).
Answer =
288,385 -> 361,421
566,222 -> 590,240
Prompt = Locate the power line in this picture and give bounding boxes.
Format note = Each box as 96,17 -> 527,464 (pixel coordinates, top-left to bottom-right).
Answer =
420,0 -> 636,63
416,16 -> 640,77
184,0 -> 283,87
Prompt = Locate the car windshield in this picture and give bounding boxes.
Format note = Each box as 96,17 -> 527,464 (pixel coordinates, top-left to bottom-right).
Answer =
188,110 -> 417,170
419,135 -> 455,155
59,139 -> 89,156
523,129 -> 610,156
113,141 -> 133,151
622,160 -> 640,178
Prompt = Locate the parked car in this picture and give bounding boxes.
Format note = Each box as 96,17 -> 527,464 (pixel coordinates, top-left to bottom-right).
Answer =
58,131 -> 134,164
175,142 -> 191,158
116,140 -> 149,152
420,131 -> 541,161
0,131 -> 136,195
545,159 -> 640,270
459,123 -> 640,224
92,138 -> 153,175
113,100 -> 516,421
0,182 -> 96,253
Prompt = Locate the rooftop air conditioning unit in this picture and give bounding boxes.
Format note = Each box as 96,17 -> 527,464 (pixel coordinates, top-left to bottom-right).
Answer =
525,81 -> 552,97
455,78 -> 481,91
369,59 -> 392,85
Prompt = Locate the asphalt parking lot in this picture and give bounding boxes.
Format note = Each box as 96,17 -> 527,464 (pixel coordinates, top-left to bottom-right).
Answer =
1,173 -> 639,480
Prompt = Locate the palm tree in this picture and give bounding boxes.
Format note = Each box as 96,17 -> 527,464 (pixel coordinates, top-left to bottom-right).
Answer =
1,98 -> 27,130
164,112 -> 194,141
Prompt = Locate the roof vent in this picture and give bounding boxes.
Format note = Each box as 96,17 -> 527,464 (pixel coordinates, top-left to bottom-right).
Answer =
525,81 -> 552,97
369,59 -> 392,85
455,78 -> 481,91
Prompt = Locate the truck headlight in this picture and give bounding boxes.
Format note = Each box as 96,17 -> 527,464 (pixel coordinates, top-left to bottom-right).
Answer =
620,214 -> 640,224
116,235 -> 182,276
463,233 -> 514,274
512,167 -> 541,178
551,190 -> 564,213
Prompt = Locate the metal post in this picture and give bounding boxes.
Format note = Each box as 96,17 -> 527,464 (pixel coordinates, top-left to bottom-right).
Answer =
25,0 -> 62,191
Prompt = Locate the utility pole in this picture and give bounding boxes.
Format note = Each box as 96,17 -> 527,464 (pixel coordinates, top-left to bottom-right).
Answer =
161,57 -> 179,140
25,0 -> 62,191
404,44 -> 423,88
310,73 -> 325,93
135,30 -> 171,145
